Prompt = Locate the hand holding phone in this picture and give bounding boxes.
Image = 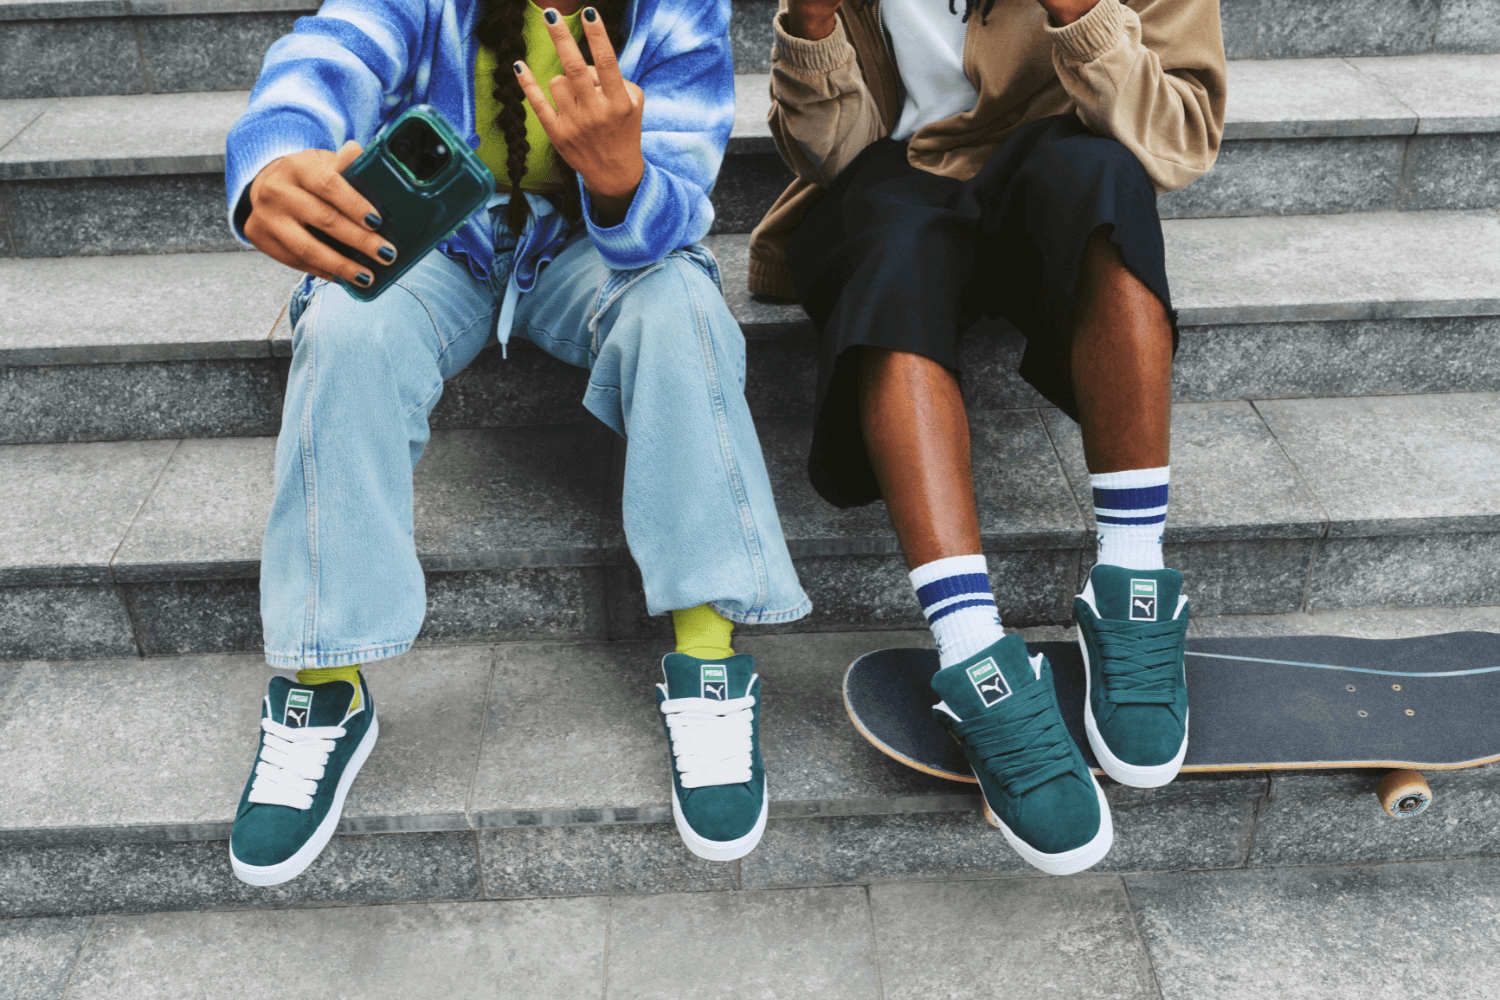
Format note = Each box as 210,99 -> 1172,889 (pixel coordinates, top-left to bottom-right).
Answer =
243,141 -> 393,289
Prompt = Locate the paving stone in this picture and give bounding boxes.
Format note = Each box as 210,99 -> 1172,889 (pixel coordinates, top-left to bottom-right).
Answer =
1250,766 -> 1500,867
1158,135 -> 1404,219
710,149 -> 793,235
1434,0 -> 1500,53
0,95 -> 51,146
1348,53 -> 1500,133
66,897 -> 605,1000
0,583 -> 137,659
606,887 -> 880,1000
2,173 -> 243,256
1098,775 -> 1264,873
428,339 -> 594,429
0,251 -> 293,365
1218,0 -> 1259,59
1193,604 -> 1500,638
704,234 -> 810,337
0,91 -> 247,179
1172,315 -> 1500,402
1401,132 -> 1500,210
122,576 -> 262,655
1224,58 -> 1416,138
0,830 -> 481,918
1044,401 -> 1326,542
1126,858 -> 1500,999
957,319 -> 1057,409
729,0 -> 775,72
112,436 -> 272,581
419,565 -> 608,643
1309,531 -> 1500,609
1255,0 -> 1442,58
869,876 -> 1158,1000
0,915 -> 90,1000
0,358 -> 282,444
478,823 -> 738,898
744,333 -> 821,417
730,71 -> 772,153
0,19 -> 144,99
1166,538 -> 1317,617
0,439 -> 177,586
1255,393 -> 1500,536
136,12 -> 299,93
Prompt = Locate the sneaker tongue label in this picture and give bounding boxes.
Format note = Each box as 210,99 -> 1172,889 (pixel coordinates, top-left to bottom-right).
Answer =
1130,579 -> 1158,621
967,656 -> 1012,708
700,664 -> 728,701
284,688 -> 314,728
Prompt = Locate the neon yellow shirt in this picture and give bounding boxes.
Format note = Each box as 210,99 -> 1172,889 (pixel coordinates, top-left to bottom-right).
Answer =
474,2 -> 585,191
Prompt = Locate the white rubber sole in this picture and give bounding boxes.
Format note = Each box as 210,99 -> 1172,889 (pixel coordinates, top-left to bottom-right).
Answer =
670,784 -> 769,862
980,771 -> 1114,876
1079,631 -> 1188,788
229,711 -> 379,886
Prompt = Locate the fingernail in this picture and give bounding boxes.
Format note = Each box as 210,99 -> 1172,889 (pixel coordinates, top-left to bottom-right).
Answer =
543,8 -> 558,23
354,271 -> 373,287
377,245 -> 396,263
364,212 -> 381,229
583,6 -> 597,21
513,61 -> 524,74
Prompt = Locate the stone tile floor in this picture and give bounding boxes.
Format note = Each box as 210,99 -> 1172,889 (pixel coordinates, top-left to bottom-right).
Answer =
6,857 -> 1499,999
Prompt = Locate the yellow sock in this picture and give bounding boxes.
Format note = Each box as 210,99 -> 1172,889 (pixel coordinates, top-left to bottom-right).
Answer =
672,604 -> 735,660
295,664 -> 363,711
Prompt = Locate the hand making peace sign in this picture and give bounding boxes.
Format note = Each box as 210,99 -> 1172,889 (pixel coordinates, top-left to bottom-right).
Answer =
514,6 -> 646,226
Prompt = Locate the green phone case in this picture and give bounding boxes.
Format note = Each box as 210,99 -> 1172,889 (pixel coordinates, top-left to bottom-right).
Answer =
314,105 -> 494,301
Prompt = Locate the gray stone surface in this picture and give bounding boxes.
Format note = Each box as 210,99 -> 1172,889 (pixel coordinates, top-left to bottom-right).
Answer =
0,358 -> 282,444
112,436 -> 272,581
730,72 -> 773,153
1099,775 -> 1264,872
708,235 -> 810,336
419,565 -> 608,643
1194,603 -> 1500,638
478,823 -> 738,898
1251,766 -> 1500,867
429,340 -> 593,429
0,583 -> 137,659
958,320 -> 1056,409
0,831 -> 480,918
0,19 -> 144,99
1255,0 -> 1442,58
0,439 -> 177,585
870,877 -> 1158,1000
1044,401 -> 1326,542
744,334 -> 821,417
1224,58 -> 1416,138
1172,315 -> 1500,402
122,576 -> 263,655
136,12 -> 299,93
1308,531 -> 1500,609
1349,53 -> 1500,133
66,897 -> 607,999
0,251 -> 292,364
1401,132 -> 1500,210
413,425 -> 616,570
1255,392 -> 1500,536
1434,0 -> 1500,53
1218,0 -> 1259,59
1127,859 -> 1500,999
607,888 -> 880,1000
1164,210 -> 1500,325
1166,538 -> 1317,617
729,0 -> 775,72
0,95 -> 51,147
2,173 -> 243,256
0,91 -> 247,179
1158,135 -> 1405,219
0,915 -> 90,1000
710,150 -> 793,236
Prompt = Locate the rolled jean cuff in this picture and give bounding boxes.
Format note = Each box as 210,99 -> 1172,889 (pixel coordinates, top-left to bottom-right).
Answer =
263,639 -> 413,671
711,595 -> 813,626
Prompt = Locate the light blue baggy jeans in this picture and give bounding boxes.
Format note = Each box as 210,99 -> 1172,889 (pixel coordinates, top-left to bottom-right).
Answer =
261,215 -> 811,669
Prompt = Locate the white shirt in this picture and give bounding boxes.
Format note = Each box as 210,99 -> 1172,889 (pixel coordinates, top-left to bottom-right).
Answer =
884,0 -> 980,141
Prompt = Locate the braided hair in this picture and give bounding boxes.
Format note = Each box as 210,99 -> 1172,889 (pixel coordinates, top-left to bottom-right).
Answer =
474,0 -> 630,234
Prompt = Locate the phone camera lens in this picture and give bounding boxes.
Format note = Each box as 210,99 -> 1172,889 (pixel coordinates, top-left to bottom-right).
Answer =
435,144 -> 447,157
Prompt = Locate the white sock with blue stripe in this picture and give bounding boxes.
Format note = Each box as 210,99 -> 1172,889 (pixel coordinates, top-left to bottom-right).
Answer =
909,554 -> 1005,670
1091,465 -> 1169,571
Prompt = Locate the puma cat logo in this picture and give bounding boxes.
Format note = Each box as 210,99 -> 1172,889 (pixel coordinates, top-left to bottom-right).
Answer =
1130,580 -> 1159,621
700,665 -> 728,701
966,657 -> 1011,708
284,688 -> 314,728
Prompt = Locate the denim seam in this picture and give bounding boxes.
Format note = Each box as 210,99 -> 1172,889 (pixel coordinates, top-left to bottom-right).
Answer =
299,286 -> 324,659
264,638 -> 414,670
391,279 -> 487,416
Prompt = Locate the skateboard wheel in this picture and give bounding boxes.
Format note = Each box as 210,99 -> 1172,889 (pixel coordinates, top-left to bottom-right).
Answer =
1377,769 -> 1431,819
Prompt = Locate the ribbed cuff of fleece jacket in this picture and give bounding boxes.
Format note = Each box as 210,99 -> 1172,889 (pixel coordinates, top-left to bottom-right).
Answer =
773,8 -> 857,73
1046,0 -> 1126,63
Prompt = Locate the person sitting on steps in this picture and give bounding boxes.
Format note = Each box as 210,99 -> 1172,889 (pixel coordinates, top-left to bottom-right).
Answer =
758,0 -> 1226,873
224,0 -> 810,885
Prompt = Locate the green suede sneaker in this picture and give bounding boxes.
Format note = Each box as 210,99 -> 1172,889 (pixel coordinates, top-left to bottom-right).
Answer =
1076,564 -> 1190,788
229,674 -> 377,885
656,653 -> 767,861
932,634 -> 1112,875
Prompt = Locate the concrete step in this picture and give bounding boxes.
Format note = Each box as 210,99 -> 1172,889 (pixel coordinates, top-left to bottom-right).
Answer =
4,0 -> 1498,101
5,209 -> 1500,444
5,387 -> 1500,660
4,606 -> 1500,919
3,54 -> 1499,255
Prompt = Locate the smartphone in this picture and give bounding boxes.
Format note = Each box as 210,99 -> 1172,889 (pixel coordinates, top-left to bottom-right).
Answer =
309,105 -> 494,301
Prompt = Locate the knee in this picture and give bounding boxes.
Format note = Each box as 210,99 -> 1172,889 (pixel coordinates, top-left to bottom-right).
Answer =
602,253 -> 744,363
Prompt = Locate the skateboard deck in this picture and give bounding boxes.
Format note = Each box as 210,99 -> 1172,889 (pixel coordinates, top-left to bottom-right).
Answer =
844,632 -> 1500,781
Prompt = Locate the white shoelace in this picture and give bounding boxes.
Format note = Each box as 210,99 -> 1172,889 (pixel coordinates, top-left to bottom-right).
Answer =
246,717 -> 347,810
659,695 -> 756,789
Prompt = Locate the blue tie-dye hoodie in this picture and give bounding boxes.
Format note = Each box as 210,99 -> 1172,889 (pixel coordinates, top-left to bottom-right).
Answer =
224,0 -> 732,280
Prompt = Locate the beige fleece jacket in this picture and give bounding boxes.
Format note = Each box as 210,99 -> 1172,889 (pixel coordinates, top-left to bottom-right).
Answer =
750,0 -> 1227,298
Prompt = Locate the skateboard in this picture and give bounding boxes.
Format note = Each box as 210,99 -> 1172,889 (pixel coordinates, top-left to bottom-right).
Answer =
843,632 -> 1500,818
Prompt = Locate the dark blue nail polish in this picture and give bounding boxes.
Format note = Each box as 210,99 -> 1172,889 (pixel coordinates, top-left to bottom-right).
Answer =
583,6 -> 597,21
513,61 -> 524,74
377,245 -> 395,263
364,212 -> 381,229
354,271 -> 372,287
543,8 -> 558,24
